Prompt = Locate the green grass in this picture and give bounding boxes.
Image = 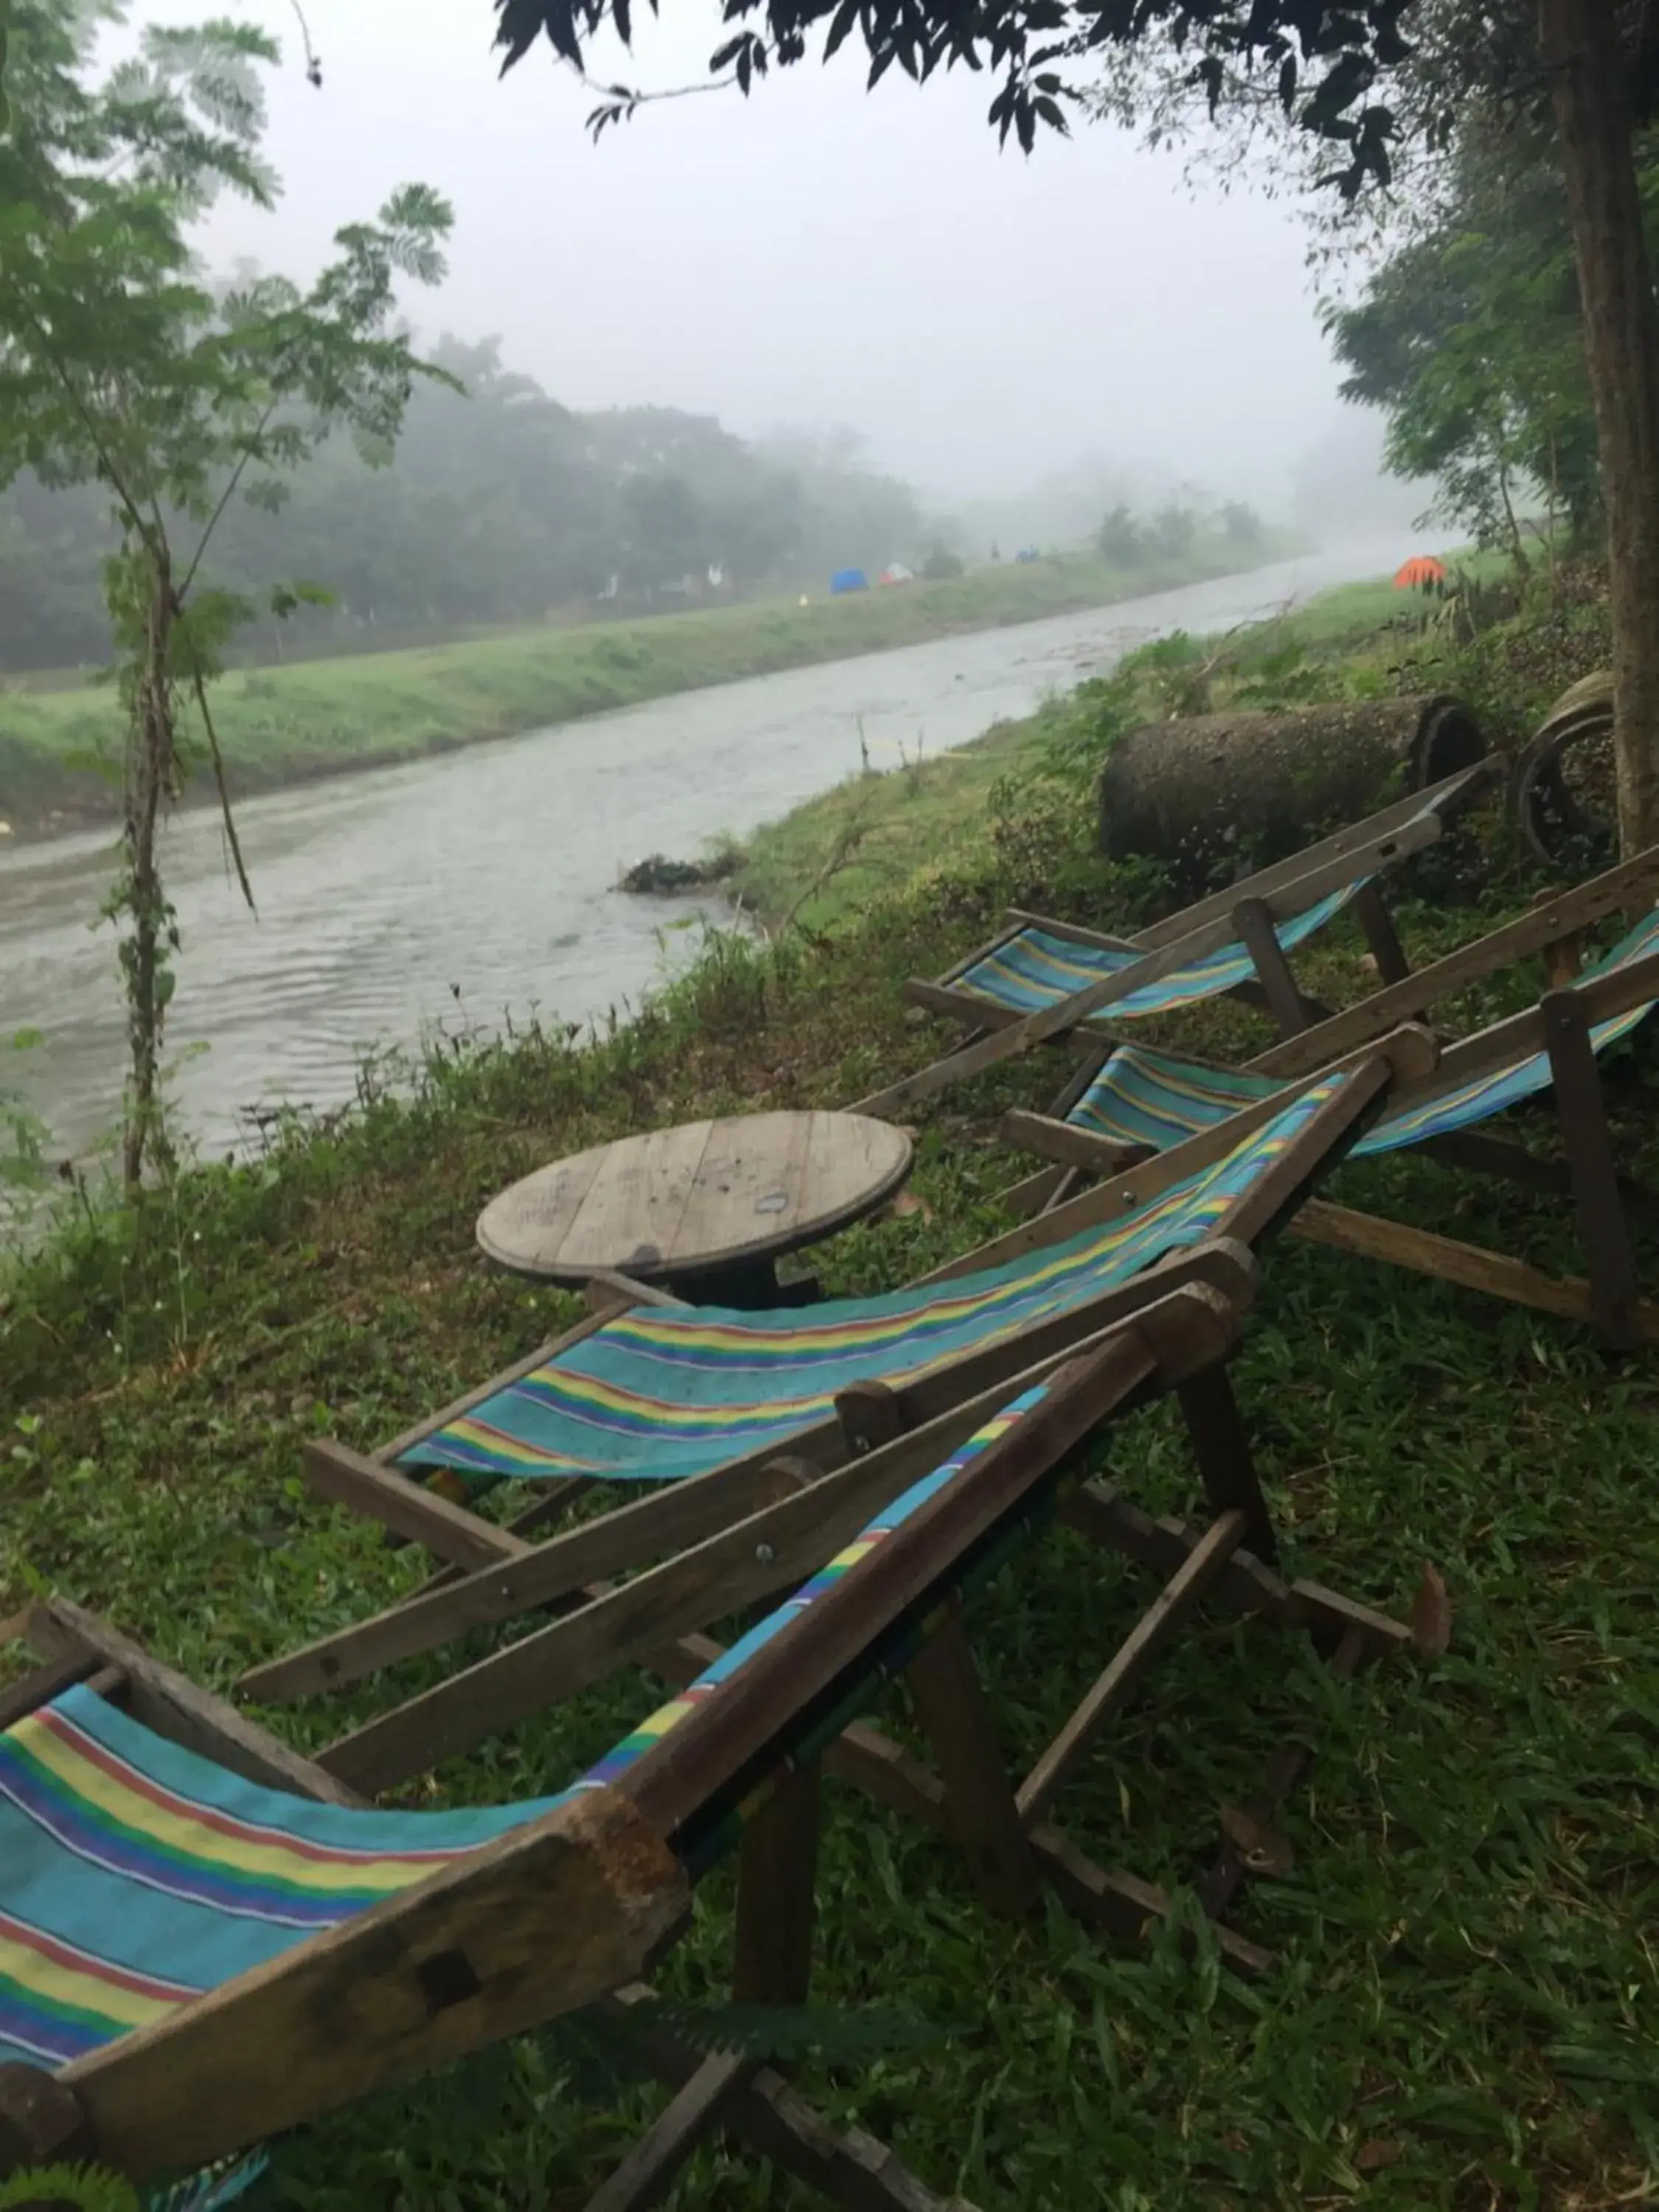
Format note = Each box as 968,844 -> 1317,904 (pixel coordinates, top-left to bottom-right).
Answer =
0,538 -> 1289,830
4,559 -> 1656,2210
5,775 -> 1659,2208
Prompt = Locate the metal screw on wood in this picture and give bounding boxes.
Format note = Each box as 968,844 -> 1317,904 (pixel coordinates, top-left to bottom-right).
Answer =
756,1543 -> 776,1564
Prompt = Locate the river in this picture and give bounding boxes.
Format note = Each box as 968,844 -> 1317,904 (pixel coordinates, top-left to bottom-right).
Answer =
0,540 -> 1407,1164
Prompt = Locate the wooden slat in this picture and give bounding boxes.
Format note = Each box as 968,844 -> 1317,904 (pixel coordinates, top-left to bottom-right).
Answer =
56,1788 -> 689,2185
1251,844 -> 1659,1077
815,1715 -> 1274,1977
304,1439 -> 532,1573
1177,1365 -> 1279,1564
27,1602 -> 362,1806
1289,1197 -> 1659,1341
585,2052 -> 757,2212
732,1759 -> 821,2007
1015,1512 -> 1246,1827
0,1648 -> 100,1733
1059,1486 -> 1412,1650
1543,989 -> 1643,1349
905,1617 -> 1040,1917
1352,882 -> 1411,985
1231,897 -> 1312,1035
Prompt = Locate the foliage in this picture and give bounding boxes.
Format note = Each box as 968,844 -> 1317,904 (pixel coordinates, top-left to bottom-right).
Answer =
1325,117 -> 1655,559
0,365 -> 947,667
495,0 -> 1413,193
0,530 -> 1269,828
0,0 -> 451,1185
0,2166 -> 139,2212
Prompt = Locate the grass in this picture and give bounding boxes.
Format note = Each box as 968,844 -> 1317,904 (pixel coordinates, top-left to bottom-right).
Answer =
0,537 -> 1289,832
4,570 -> 1658,2209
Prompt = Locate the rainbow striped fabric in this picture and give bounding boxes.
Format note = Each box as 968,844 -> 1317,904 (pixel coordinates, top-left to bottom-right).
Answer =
1065,905 -> 1659,1160
953,883 -> 1363,1020
403,1073 -> 1352,1485
0,1388 -> 1051,2205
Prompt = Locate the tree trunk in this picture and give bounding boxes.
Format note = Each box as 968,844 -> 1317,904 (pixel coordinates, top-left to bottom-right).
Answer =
121,554 -> 177,1194
1540,0 -> 1659,852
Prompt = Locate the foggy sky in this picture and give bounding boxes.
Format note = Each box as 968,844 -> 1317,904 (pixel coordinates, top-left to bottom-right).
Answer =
143,0 -> 1375,511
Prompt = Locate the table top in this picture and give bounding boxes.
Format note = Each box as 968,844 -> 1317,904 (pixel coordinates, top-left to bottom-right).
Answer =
476,1109 -> 914,1285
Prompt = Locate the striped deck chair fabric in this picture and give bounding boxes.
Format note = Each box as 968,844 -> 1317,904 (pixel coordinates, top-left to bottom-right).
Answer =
0,1388 -> 1049,2209
956,884 -> 1362,1020
1065,906 -> 1659,1159
402,1073 -> 1353,1486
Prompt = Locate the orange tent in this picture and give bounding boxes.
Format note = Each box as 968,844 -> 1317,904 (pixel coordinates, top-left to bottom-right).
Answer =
1394,555 -> 1448,589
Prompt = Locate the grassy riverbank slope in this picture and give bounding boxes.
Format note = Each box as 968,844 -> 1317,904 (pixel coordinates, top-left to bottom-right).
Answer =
5,569 -> 1653,2210
0,535 -> 1295,832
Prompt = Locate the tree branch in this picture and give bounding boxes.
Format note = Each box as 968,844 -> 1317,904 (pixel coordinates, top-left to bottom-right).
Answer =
179,396 -> 279,599
189,655 -> 257,914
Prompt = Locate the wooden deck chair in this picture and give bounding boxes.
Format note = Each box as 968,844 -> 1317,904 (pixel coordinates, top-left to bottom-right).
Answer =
851,757 -> 1503,1119
1001,892 -> 1659,1349
251,1273 -> 1424,2017
0,1290 -> 1373,2211
241,1027 -> 1432,1725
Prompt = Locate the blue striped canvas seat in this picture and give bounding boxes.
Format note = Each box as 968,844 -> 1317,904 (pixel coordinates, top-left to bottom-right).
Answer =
400,1075 -> 1352,1486
956,885 -> 1363,1019
1065,907 -> 1659,1160
0,1388 -> 1045,2209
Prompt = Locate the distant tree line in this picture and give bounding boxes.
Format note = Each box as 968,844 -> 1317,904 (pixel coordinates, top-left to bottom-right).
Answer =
0,330 -> 942,669
1093,499 -> 1262,567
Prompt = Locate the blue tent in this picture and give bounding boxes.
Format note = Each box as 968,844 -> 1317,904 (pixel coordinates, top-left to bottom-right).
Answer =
830,568 -> 869,594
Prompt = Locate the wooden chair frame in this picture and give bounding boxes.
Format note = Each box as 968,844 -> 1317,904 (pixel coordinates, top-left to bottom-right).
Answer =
0,1287 -> 1416,2211
1001,880 -> 1659,1349
851,757 -> 1505,1120
2,1281 -> 1424,2209
242,1030 -> 1432,1742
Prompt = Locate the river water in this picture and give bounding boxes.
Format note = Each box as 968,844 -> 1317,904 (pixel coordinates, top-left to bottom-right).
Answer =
0,540 -> 1407,1163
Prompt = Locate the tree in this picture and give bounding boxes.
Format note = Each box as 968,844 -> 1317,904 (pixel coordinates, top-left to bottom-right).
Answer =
1095,503 -> 1144,565
0,1 -> 451,1189
1328,117 -> 1616,561
1220,501 -> 1262,546
488,0 -> 1659,853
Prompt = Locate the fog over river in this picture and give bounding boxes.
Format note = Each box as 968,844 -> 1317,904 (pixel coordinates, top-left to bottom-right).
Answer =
0,541 -> 1408,1163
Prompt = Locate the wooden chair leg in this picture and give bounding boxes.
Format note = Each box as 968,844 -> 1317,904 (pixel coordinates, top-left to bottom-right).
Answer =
1352,882 -> 1411,984
1231,897 -> 1312,1037
1014,1511 -> 1247,1829
905,1615 -> 1040,1917
1544,989 -> 1644,1350
584,2053 -> 757,2212
1175,1364 -> 1279,1565
734,1758 -> 823,2008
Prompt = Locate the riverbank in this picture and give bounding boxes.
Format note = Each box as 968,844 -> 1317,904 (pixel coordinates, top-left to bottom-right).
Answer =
726,556 -> 1465,932
0,535 -> 1297,834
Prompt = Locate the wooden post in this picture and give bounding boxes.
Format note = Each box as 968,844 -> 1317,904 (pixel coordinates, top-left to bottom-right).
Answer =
905,1616 -> 1040,1917
1175,1365 -> 1279,1565
1230,898 -> 1311,1036
1352,883 -> 1411,985
733,1759 -> 823,2008
1543,988 -> 1643,1349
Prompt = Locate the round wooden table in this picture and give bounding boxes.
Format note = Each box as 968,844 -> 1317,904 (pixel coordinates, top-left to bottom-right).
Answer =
477,1109 -> 914,1308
